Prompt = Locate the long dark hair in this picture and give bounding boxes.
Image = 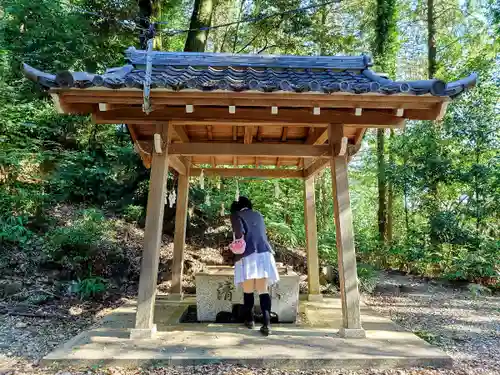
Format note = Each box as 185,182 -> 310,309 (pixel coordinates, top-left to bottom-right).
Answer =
230,200 -> 240,214
238,196 -> 253,210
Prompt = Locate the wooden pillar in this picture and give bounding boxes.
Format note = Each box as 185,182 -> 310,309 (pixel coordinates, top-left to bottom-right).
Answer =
130,124 -> 170,340
171,163 -> 191,298
304,177 -> 322,301
328,124 -> 365,338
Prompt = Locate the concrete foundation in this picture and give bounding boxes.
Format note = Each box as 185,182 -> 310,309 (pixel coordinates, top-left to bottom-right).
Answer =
42,296 -> 451,370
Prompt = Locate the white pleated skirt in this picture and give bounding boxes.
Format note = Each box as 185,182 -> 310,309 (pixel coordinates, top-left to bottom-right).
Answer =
234,251 -> 280,286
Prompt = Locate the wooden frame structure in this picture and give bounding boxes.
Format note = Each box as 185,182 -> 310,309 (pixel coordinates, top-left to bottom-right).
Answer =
24,49 -> 476,340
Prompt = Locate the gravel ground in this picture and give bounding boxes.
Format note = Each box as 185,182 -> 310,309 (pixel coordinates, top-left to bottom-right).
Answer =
1,274 -> 498,375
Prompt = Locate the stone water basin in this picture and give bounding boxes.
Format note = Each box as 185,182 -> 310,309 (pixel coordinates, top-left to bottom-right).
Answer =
195,265 -> 300,322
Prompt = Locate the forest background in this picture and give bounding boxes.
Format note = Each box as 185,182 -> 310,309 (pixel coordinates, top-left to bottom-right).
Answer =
0,0 -> 498,298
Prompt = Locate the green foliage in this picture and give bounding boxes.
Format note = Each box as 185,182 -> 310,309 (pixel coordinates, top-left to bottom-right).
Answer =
76,276 -> 108,300
44,209 -> 122,277
357,264 -> 379,294
123,204 -> 144,223
0,0 -> 497,290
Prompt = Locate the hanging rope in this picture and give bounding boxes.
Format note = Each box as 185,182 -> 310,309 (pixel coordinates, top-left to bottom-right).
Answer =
235,180 -> 240,201
142,24 -> 155,115
220,202 -> 225,216
205,192 -> 211,206
274,180 -> 281,199
168,189 -> 176,208
199,169 -> 205,190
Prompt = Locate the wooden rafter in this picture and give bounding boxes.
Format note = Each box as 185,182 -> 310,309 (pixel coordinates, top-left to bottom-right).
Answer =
169,143 -> 330,158
173,125 -> 190,142
190,168 -> 302,178
244,126 -> 255,166
92,107 -> 406,128
60,90 -> 447,112
276,126 -> 289,168
207,125 -> 216,167
303,128 -> 329,171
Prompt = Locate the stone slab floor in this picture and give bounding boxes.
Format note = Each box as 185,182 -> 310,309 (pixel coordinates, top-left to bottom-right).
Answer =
42,297 -> 451,370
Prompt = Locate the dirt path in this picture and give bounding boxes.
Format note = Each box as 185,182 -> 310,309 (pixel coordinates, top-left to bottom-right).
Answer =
0,273 -> 498,375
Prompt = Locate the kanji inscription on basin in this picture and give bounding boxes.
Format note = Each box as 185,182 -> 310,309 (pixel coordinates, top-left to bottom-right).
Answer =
195,266 -> 300,322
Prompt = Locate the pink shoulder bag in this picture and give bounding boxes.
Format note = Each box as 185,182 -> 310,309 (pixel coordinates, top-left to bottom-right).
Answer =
229,233 -> 246,255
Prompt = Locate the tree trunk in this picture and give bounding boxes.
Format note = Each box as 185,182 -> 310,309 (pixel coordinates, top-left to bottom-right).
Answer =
387,129 -> 394,243
137,0 -> 162,49
372,0 -> 397,244
427,0 -> 437,78
377,129 -> 387,242
427,0 -> 440,248
184,0 -> 214,52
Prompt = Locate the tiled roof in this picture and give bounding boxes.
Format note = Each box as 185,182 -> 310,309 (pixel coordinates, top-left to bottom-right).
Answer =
23,48 -> 477,97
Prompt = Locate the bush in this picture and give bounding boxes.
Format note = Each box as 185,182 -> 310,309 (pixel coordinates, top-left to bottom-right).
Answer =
76,276 -> 108,300
357,263 -> 379,294
123,204 -> 144,223
43,208 -> 123,278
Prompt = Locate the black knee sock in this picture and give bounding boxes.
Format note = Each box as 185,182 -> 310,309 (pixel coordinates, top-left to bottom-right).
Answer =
243,293 -> 254,322
259,293 -> 271,327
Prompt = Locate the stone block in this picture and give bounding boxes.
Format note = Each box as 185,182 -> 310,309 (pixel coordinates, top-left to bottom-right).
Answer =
339,327 -> 366,338
130,325 -> 157,340
195,267 -> 300,323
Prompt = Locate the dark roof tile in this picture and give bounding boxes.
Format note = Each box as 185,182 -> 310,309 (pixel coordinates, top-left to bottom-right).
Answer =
23,48 -> 477,98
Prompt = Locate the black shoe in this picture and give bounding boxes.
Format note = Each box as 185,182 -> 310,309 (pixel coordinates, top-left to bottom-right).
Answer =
244,320 -> 255,329
260,325 -> 270,336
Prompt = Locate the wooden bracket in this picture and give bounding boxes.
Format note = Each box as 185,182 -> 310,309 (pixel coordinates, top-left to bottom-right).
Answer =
153,133 -> 162,154
337,136 -> 348,156
347,143 -> 361,156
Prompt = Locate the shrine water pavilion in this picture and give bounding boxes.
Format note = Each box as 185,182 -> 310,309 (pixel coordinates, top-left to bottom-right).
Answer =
24,48 -> 476,343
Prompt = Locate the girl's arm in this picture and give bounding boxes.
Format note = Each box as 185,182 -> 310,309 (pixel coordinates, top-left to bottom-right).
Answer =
230,213 -> 244,239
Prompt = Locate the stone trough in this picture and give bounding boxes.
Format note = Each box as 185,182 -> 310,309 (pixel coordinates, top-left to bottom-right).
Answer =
195,265 -> 300,322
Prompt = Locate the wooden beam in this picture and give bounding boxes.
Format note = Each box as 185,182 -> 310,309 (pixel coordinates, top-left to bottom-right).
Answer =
131,123 -> 170,339
280,127 -> 288,141
305,128 -> 328,145
173,125 -> 190,142
328,124 -> 364,337
61,90 -> 446,109
169,143 -> 331,158
171,165 -> 190,297
256,126 -> 263,141
354,128 -> 366,147
277,126 -> 289,167
49,93 -> 65,114
190,168 -> 303,178
304,177 -> 321,299
92,106 -> 406,128
232,126 -> 238,141
207,125 -> 216,167
244,126 -> 253,144
303,128 -> 329,171
435,101 -> 449,120
303,159 -> 329,179
168,156 -> 187,175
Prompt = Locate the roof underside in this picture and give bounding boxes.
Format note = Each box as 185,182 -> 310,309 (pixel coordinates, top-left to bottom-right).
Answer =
23,48 -> 477,176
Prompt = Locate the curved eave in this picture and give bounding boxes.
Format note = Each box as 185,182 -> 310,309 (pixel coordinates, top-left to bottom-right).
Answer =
23,63 -> 478,99
362,70 -> 478,98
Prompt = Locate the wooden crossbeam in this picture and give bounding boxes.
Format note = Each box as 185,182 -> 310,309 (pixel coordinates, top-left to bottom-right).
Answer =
190,168 -> 303,178
61,90 -> 445,110
303,159 -> 329,179
173,125 -> 190,142
169,156 -> 187,175
169,143 -> 331,158
303,128 -> 329,170
92,106 -> 405,127
207,125 -> 216,167
276,126 -> 289,168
